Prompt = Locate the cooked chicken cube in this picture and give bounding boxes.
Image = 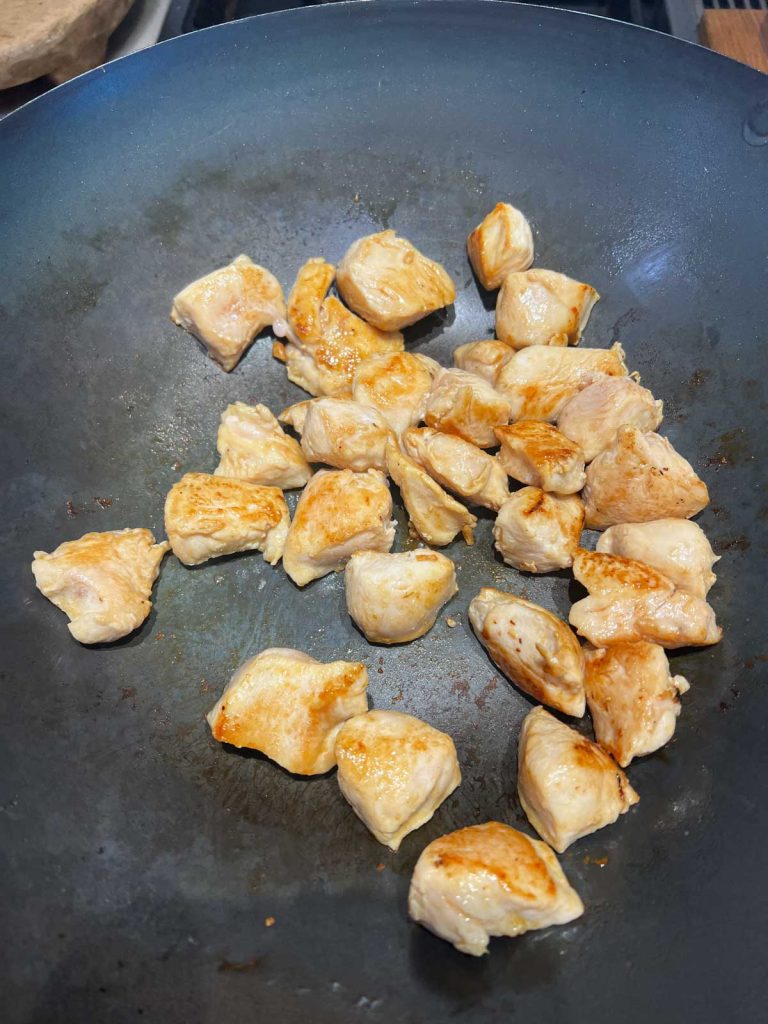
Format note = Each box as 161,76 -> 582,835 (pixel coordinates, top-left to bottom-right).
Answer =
282,469 -> 395,586
402,427 -> 509,510
31,529 -> 169,644
493,488 -> 584,572
424,368 -> 513,448
496,269 -> 599,349
352,350 -> 437,436
297,398 -> 395,472
582,426 -> 710,529
495,421 -> 586,493
469,588 -> 585,716
214,402 -> 311,489
518,706 -> 639,853
164,472 -> 289,566
467,203 -> 535,290
336,230 -> 456,332
206,648 -> 368,775
453,339 -> 514,382
171,255 -> 285,372
596,519 -> 719,598
335,710 -> 461,849
278,398 -> 313,434
386,443 -> 477,547
584,642 -> 690,767
345,549 -> 457,644
557,376 -> 663,462
408,821 -> 583,956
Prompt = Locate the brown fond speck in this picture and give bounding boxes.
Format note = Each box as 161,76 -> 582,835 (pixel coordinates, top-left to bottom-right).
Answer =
65,500 -> 79,518
687,368 -> 712,388
710,506 -> 729,521
94,496 -> 113,509
743,654 -> 768,670
155,632 -> 166,641
218,956 -> 262,973
706,427 -> 751,469
475,678 -> 498,710
718,535 -> 750,552
451,678 -> 470,698
718,701 -> 731,712
120,687 -> 136,701
375,863 -> 385,872
391,688 -> 404,704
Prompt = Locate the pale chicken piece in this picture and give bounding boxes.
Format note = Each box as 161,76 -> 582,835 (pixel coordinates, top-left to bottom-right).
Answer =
385,443 -> 477,547
557,376 -> 663,462
493,488 -> 584,572
345,549 -> 458,644
31,529 -> 169,644
496,269 -> 599,349
518,706 -> 639,853
164,473 -> 289,566
597,519 -> 719,598
352,350 -> 437,436
214,402 -> 311,489
424,368 -> 513,448
171,255 -> 285,372
495,421 -> 586,494
582,426 -> 710,529
496,344 -> 628,421
402,427 -> 509,510
408,821 -> 584,956
453,339 -> 514,383
206,648 -> 368,775
298,398 -> 395,473
336,230 -> 456,332
467,202 -> 535,290
282,469 -> 395,586
468,588 -> 585,716
584,642 -> 690,767
334,710 -> 461,849
278,398 -> 313,434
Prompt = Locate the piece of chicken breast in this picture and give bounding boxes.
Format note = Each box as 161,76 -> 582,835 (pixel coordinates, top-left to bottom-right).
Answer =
345,549 -> 457,644
171,255 -> 285,372
352,350 -> 437,436
335,710 -> 461,850
424,368 -> 513,448
31,528 -> 169,644
278,398 -> 313,434
496,269 -> 599,349
386,443 -> 477,547
453,339 -> 514,382
214,401 -> 312,489
495,421 -> 586,493
164,473 -> 289,566
290,397 -> 396,473
336,230 -> 456,332
467,203 -> 535,290
206,648 -> 368,775
557,376 -> 663,462
402,427 -> 509,510
584,642 -> 690,767
518,706 -> 639,853
493,488 -> 584,572
469,588 -> 585,716
408,821 -> 584,956
582,426 -> 709,529
282,468 -> 395,586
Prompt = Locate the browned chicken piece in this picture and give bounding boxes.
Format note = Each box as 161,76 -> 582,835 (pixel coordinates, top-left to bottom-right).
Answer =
518,706 -> 639,853
171,255 -> 285,372
468,587 -> 585,716
282,468 -> 395,587
402,427 -> 509,510
353,350 -> 438,436
164,473 -> 290,566
496,269 -> 599,349
597,519 -> 719,598
582,426 -> 710,529
584,642 -> 690,767
336,230 -> 456,332
295,398 -> 395,473
386,442 -> 477,547
31,529 -> 169,645
557,376 -> 663,462
467,203 -> 535,290
206,648 -> 368,775
493,488 -> 584,572
495,421 -> 586,494
496,344 -> 628,421
214,402 -> 312,489
424,368 -> 513,448
453,339 -> 514,382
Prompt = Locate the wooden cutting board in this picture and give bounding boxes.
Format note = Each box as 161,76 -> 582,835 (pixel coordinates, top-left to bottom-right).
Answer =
699,9 -> 768,73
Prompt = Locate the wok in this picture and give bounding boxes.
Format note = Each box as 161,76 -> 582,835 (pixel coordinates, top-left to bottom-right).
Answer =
1,3 -> 766,1021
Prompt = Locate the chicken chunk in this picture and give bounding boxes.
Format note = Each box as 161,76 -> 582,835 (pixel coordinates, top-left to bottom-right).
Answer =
557,376 -> 663,462
171,255 -> 285,372
518,706 -> 639,853
495,421 -> 586,493
468,588 -> 585,716
424,368 -> 513,448
352,350 -> 437,436
335,710 -> 461,849
214,402 -> 311,489
31,529 -> 169,644
467,203 -> 535,290
453,339 -> 513,383
297,398 -> 395,473
402,427 -> 509,510
386,443 -> 477,547
496,269 -> 599,349
345,549 -> 457,644
278,398 -> 313,434
336,230 -> 456,332
282,469 -> 395,586
408,821 -> 584,956
493,488 -> 584,572
584,642 -> 690,767
164,473 -> 289,566
582,426 -> 710,529
206,648 -> 368,775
